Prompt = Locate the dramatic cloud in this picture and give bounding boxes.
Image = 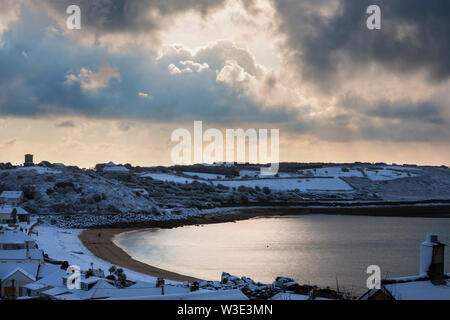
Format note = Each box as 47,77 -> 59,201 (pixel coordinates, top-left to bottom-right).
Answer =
0,0 -> 449,167
0,0 -> 21,47
271,0 -> 450,87
0,7 -> 295,124
66,64 -> 121,93
36,0 -> 234,51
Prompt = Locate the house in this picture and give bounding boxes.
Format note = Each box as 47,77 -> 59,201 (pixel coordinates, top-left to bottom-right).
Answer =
42,275 -> 117,300
0,262 -> 39,298
0,191 -> 24,206
0,248 -> 44,264
0,207 -> 16,224
15,207 -> 32,223
23,265 -> 67,297
103,165 -> 130,177
359,233 -> 449,300
0,230 -> 37,250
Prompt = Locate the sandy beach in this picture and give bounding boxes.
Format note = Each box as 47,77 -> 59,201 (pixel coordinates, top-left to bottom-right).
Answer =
79,228 -> 199,283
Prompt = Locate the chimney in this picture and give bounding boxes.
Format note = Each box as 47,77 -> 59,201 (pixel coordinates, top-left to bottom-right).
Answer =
26,242 -> 30,259
420,233 -> 446,284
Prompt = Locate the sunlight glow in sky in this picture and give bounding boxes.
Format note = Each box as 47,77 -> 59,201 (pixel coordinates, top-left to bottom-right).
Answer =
0,0 -> 449,167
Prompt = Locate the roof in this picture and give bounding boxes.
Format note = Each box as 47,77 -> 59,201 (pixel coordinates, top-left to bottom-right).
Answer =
0,262 -> 39,281
24,265 -> 67,291
37,264 -> 65,279
0,230 -> 35,244
14,207 -> 30,215
2,267 -> 37,282
41,278 -> 117,300
103,166 -> 129,173
0,206 -> 15,214
42,286 -> 72,297
384,279 -> 450,300
0,249 -> 43,260
0,191 -> 24,199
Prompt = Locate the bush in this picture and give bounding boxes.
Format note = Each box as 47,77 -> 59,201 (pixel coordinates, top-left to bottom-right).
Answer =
217,184 -> 229,190
238,185 -> 247,192
60,261 -> 69,270
262,187 -> 271,194
240,194 -> 249,203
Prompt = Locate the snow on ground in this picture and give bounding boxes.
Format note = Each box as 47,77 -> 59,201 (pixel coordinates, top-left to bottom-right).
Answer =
307,167 -> 363,178
32,225 -> 167,284
270,292 -> 330,300
3,166 -> 61,175
183,172 -> 226,180
212,177 -> 353,192
114,289 -> 248,300
364,168 -> 419,181
238,170 -> 297,178
140,173 -> 200,184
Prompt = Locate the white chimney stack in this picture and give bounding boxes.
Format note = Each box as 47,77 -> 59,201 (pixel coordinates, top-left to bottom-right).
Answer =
420,233 -> 445,283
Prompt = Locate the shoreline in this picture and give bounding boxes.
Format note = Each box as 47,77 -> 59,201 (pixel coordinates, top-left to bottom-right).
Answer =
78,228 -> 200,283
78,204 -> 450,283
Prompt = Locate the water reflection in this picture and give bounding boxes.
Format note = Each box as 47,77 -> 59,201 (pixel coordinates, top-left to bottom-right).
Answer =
114,215 -> 450,294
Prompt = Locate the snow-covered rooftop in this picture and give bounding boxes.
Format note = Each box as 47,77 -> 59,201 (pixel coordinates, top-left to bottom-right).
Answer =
0,262 -> 39,281
384,279 -> 450,300
0,249 -> 43,260
0,191 -> 23,199
0,230 -> 35,244
0,206 -> 15,214
103,166 -> 129,173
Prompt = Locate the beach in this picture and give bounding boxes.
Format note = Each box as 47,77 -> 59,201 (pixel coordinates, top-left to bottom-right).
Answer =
79,228 -> 199,283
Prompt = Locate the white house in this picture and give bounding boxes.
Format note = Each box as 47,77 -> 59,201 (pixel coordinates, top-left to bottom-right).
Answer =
14,207 -> 32,223
359,234 -> 449,300
0,230 -> 37,250
23,265 -> 67,297
103,165 -> 130,177
0,207 -> 16,224
0,191 -> 24,207
0,262 -> 39,297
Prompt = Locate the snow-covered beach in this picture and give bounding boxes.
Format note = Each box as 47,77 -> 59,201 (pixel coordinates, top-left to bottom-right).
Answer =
32,225 -> 171,284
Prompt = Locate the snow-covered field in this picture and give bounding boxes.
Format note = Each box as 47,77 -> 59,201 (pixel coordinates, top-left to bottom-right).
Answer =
183,172 -> 226,180
238,170 -> 297,178
305,167 -> 364,178
2,166 -> 62,175
364,168 -> 418,181
212,177 -> 353,192
140,173 -> 200,184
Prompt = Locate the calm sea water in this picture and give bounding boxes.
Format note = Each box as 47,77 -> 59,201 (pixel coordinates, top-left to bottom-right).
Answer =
114,215 -> 450,294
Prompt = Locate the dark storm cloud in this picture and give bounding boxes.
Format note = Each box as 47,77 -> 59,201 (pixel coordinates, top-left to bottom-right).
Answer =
369,101 -> 446,125
39,0 -> 229,34
0,5 -> 295,124
286,96 -> 449,143
271,0 -> 450,86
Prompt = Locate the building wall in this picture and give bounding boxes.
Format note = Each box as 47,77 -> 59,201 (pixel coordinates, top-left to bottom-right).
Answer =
0,243 -> 27,250
1,275 -> 35,297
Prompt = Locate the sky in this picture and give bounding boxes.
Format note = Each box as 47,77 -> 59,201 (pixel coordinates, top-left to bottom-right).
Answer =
0,0 -> 449,168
